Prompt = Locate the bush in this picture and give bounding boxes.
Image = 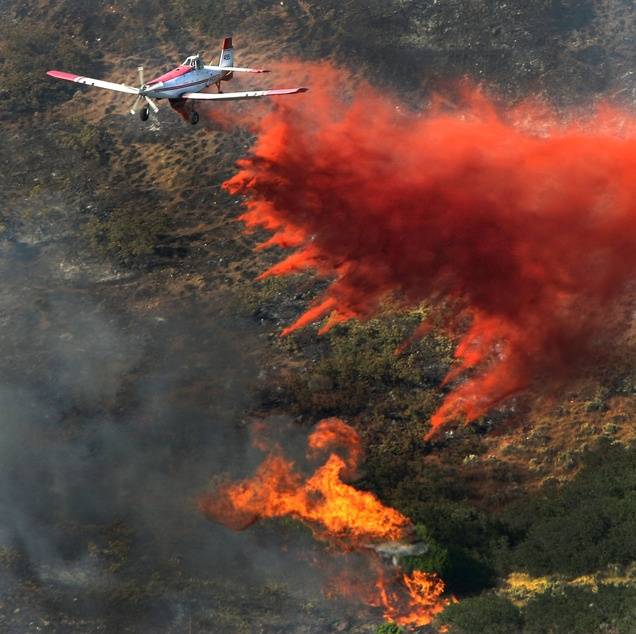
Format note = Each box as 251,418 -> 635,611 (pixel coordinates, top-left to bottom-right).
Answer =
498,442 -> 636,577
436,594 -> 522,634
523,585 -> 636,634
0,20 -> 101,113
442,547 -> 497,595
58,122 -> 108,164
375,624 -> 404,634
283,311 -> 452,419
400,524 -> 496,596
85,205 -> 170,263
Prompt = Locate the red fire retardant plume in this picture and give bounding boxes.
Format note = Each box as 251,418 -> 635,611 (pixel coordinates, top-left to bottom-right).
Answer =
223,64 -> 636,435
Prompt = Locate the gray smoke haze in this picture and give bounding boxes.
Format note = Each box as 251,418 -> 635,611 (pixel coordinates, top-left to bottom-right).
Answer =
0,239 -> 346,633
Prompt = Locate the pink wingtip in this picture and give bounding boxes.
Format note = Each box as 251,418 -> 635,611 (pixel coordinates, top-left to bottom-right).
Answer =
47,70 -> 80,81
265,88 -> 309,96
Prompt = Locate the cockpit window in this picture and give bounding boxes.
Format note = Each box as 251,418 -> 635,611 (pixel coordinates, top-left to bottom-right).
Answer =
184,56 -> 202,69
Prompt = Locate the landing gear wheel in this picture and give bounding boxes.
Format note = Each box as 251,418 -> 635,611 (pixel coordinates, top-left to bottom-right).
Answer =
140,106 -> 150,122
189,111 -> 200,125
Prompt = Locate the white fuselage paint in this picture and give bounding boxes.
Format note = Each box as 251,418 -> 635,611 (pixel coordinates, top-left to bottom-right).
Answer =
144,66 -> 227,100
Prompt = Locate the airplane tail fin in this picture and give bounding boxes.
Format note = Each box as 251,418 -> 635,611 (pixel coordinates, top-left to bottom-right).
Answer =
219,36 -> 234,80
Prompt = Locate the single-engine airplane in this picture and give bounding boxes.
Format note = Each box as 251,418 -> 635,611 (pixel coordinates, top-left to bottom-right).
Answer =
47,36 -> 307,125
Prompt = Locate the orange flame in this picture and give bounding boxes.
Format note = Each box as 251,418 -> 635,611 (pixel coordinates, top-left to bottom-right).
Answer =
377,570 -> 451,628
200,418 -> 409,544
200,418 -> 450,628
324,561 -> 451,629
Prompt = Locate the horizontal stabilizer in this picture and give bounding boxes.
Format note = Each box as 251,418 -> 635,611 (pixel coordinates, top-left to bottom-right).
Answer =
182,87 -> 308,101
206,65 -> 270,73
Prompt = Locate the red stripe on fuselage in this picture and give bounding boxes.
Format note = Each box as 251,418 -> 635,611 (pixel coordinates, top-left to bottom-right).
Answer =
147,65 -> 193,86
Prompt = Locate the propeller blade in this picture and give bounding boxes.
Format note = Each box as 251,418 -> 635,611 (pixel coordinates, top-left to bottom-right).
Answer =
137,65 -> 144,87
129,94 -> 143,115
144,96 -> 159,113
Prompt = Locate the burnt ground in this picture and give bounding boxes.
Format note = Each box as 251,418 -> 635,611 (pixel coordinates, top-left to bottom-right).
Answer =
0,1 -> 635,633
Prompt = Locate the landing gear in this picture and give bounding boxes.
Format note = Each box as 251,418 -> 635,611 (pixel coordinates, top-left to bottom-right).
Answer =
168,98 -> 200,126
140,106 -> 150,122
215,81 -> 223,94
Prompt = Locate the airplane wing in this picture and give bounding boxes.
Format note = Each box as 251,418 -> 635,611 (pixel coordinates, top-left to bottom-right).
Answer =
205,65 -> 271,73
47,71 -> 140,95
182,87 -> 308,101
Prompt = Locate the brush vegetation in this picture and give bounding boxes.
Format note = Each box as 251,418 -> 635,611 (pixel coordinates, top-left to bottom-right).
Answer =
1,0 -> 635,632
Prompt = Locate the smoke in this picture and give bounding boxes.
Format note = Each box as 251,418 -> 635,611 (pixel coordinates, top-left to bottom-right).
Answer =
0,239 -> 338,631
224,63 -> 636,435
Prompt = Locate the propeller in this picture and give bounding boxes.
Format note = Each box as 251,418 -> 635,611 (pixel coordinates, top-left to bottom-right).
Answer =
129,65 -> 159,115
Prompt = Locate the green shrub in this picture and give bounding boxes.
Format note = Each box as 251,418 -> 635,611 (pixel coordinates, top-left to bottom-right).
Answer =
436,594 -> 522,634
498,442 -> 636,576
58,122 -> 108,164
523,585 -> 636,634
399,524 -> 496,596
84,205 -> 169,262
0,20 -> 100,113
375,624 -> 404,634
283,311 -> 452,419
401,543 -> 450,578
442,547 -> 497,595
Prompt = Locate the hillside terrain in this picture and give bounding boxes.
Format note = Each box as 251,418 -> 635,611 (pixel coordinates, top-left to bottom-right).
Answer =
0,1 -> 635,632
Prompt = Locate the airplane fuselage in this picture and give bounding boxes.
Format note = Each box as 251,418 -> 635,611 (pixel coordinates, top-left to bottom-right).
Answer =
142,65 -> 227,100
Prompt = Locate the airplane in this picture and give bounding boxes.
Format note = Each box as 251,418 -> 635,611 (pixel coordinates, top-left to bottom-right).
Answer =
47,36 -> 307,125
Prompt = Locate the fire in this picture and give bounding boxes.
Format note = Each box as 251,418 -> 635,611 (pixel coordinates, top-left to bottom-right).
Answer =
200,418 -> 451,628
199,418 -> 409,544
377,570 -> 450,628
324,560 -> 452,629
223,63 -> 636,435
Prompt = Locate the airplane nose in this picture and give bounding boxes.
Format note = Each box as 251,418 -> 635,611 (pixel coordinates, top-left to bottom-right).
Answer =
143,82 -> 162,93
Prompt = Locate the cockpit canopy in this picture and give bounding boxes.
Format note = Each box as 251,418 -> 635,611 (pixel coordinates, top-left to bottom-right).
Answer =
183,55 -> 203,70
